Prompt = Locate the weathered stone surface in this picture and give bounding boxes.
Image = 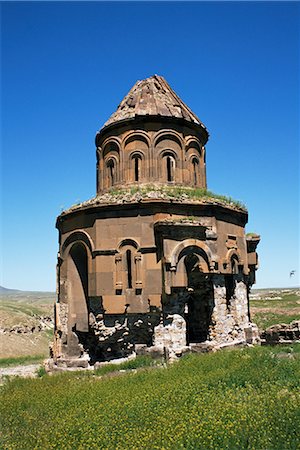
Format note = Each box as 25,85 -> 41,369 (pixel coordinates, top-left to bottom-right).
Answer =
103,75 -> 206,129
154,314 -> 188,360
52,75 -> 260,367
261,321 -> 300,344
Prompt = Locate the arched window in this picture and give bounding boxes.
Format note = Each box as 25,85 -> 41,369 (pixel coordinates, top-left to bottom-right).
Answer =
164,155 -> 175,182
192,157 -> 200,185
107,159 -> 115,186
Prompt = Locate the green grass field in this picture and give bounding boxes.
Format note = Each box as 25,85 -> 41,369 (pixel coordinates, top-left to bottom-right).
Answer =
1,345 -> 300,450
250,289 -> 300,330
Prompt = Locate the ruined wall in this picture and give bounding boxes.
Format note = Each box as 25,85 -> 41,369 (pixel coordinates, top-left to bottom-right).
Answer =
53,201 -> 259,364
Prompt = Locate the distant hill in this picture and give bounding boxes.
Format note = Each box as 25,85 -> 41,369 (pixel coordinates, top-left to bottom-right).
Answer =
0,286 -> 55,296
0,286 -> 22,294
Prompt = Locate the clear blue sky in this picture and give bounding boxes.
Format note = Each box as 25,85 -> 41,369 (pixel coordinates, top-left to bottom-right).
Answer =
1,1 -> 299,291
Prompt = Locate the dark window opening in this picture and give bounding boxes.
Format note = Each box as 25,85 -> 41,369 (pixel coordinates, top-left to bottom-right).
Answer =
107,160 -> 115,186
134,157 -> 139,182
126,249 -> 132,288
192,158 -> 199,185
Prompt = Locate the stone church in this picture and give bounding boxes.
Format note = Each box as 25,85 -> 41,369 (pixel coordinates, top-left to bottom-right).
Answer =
51,75 -> 260,367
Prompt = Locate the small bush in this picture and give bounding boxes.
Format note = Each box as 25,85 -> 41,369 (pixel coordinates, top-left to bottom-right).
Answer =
36,365 -> 47,378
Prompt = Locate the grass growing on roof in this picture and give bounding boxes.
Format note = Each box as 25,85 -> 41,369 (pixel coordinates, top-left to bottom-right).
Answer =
1,345 -> 300,449
65,185 -> 247,213
109,185 -> 246,209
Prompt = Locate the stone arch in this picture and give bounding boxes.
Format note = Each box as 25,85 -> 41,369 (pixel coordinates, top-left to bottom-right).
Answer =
170,239 -> 214,271
123,131 -> 151,148
224,249 -> 243,269
117,238 -> 140,251
102,137 -> 121,157
185,138 -> 202,156
62,230 -> 95,258
180,246 -> 210,275
158,148 -> 179,162
153,130 -> 184,148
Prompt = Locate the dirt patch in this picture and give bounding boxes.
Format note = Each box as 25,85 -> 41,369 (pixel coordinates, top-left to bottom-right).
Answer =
0,364 -> 40,380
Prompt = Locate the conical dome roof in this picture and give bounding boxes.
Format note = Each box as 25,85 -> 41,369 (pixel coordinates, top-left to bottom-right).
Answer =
103,75 -> 207,130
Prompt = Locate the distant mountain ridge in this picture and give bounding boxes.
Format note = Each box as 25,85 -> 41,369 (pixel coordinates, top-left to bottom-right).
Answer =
0,286 -> 21,294
0,286 -> 55,296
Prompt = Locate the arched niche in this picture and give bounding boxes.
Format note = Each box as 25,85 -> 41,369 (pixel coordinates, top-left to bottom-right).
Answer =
224,249 -> 243,273
177,245 -> 211,281
104,155 -> 119,188
124,135 -> 149,183
102,140 -> 121,189
190,155 -> 201,186
155,133 -> 183,183
185,140 -> 203,187
129,151 -> 146,182
115,239 -> 142,291
67,242 -> 89,333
